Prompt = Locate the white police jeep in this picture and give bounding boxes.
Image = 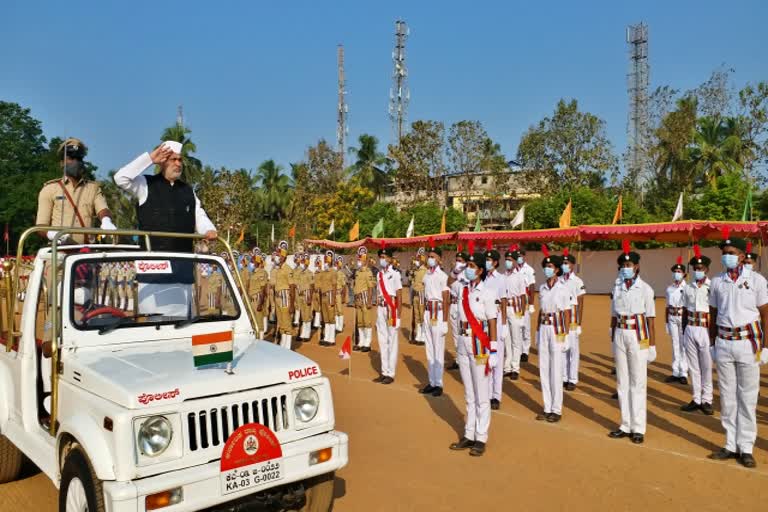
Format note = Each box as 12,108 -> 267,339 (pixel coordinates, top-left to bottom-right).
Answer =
0,228 -> 348,512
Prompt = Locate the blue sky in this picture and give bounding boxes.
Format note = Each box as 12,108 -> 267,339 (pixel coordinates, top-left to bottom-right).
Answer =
2,1 -> 766,179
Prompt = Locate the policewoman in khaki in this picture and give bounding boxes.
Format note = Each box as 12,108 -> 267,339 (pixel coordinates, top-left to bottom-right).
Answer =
296,254 -> 315,341
36,138 -> 116,243
273,241 -> 296,349
318,251 -> 337,347
335,256 -> 347,333
410,249 -> 428,344
353,247 -> 376,352
248,248 -> 269,339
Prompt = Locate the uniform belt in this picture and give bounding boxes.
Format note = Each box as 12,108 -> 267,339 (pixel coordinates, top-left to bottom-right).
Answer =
667,306 -> 683,316
688,311 -> 710,328
616,314 -> 645,330
717,322 -> 762,342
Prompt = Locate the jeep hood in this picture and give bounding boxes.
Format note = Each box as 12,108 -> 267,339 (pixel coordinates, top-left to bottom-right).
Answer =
64,337 -> 323,409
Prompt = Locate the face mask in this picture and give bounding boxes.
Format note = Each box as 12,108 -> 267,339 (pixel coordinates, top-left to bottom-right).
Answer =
620,267 -> 635,280
356,260 -> 362,268
379,258 -> 388,268
464,267 -> 477,282
64,161 -> 84,179
455,261 -> 466,272
248,263 -> 255,272
427,257 -> 437,268
694,270 -> 706,281
561,263 -> 571,274
673,272 -> 684,282
505,260 -> 514,270
745,263 -> 754,272
543,267 -> 556,279
517,256 -> 524,265
721,254 -> 739,270
485,260 -> 493,271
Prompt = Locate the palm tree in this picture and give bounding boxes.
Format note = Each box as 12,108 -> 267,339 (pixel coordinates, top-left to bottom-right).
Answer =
347,134 -> 388,198
255,160 -> 292,221
160,124 -> 203,184
687,116 -> 750,189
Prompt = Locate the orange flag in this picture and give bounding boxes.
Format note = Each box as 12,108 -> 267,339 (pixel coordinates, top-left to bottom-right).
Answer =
612,195 -> 623,225
236,226 -> 245,244
559,200 -> 572,229
288,225 -> 296,238
440,209 -> 447,234
348,221 -> 360,241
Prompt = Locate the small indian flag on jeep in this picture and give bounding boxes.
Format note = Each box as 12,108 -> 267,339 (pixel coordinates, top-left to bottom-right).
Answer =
192,331 -> 234,367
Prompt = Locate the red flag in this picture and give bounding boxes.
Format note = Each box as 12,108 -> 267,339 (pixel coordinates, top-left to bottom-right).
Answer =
338,336 -> 352,360
3,223 -> 8,242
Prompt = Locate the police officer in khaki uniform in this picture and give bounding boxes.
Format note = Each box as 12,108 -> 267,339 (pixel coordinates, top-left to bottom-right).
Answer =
36,138 -> 116,243
273,241 -> 296,349
318,251 -> 337,346
335,256 -> 347,333
248,248 -> 269,339
295,253 -> 314,341
268,250 -> 278,326
410,248 -> 428,345
353,247 -> 376,352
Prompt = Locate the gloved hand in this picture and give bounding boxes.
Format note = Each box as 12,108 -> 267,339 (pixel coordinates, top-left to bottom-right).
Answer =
561,337 -> 570,352
710,345 -> 716,362
46,231 -> 70,243
647,345 -> 657,363
576,325 -> 582,336
395,318 -> 401,329
528,304 -> 535,314
440,321 -> 449,335
501,324 -> 509,341
488,352 -> 499,369
760,348 -> 768,365
100,217 -> 117,230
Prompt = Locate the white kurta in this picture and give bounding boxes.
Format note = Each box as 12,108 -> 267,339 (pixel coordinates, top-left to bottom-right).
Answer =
538,279 -> 571,415
422,266 -> 449,387
561,272 -> 586,384
376,265 -> 403,378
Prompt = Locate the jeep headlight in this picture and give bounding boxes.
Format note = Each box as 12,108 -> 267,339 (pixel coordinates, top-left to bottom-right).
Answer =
294,387 -> 319,423
137,416 -> 173,457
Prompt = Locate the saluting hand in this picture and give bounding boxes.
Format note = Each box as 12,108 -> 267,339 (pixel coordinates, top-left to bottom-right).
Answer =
204,230 -> 218,241
149,145 -> 174,164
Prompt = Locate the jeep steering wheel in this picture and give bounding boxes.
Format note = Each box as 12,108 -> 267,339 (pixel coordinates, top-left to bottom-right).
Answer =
81,306 -> 127,325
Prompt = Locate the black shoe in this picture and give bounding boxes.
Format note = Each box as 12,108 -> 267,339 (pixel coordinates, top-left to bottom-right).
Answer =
449,437 -> 475,450
562,382 -> 568,388
708,448 -> 738,460
680,400 -> 700,412
608,429 -> 629,439
381,377 -> 394,385
631,433 -> 644,444
546,413 -> 562,423
360,347 -> 371,353
352,345 -> 360,351
419,384 -> 436,394
611,392 -> 618,399
319,341 -> 328,347
565,382 -> 576,391
739,453 -> 757,468
447,361 -> 459,370
469,442 -> 486,456
509,372 -> 519,381
373,375 -> 385,383
611,368 -> 616,375
664,375 -> 678,383
679,377 -> 688,385
520,353 -> 529,363
490,399 -> 500,410
701,402 -> 714,415
536,412 -> 551,421
431,387 -> 443,397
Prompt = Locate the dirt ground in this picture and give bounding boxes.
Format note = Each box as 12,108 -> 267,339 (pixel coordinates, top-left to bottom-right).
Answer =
3,295 -> 768,511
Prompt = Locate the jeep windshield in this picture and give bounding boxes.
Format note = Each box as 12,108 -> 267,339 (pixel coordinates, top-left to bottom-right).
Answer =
69,256 -> 240,332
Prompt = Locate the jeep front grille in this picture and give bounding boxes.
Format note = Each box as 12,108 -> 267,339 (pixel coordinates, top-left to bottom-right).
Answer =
186,394 -> 289,452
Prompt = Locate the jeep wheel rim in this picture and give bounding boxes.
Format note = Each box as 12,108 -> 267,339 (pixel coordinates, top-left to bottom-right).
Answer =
66,477 -> 89,512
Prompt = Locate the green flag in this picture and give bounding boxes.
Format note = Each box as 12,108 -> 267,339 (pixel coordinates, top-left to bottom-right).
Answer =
371,218 -> 384,238
741,189 -> 753,221
474,212 -> 482,232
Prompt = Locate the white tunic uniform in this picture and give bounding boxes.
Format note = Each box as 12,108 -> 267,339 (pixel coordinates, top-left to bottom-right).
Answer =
665,280 -> 688,378
538,278 -> 572,415
611,276 -> 656,435
504,269 -> 528,374
709,267 -> 768,455
450,273 -> 468,349
456,280 -> 497,443
376,265 -> 403,378
521,262 -> 536,354
422,266 -> 449,388
484,269 -> 507,402
560,272 -> 586,384
683,277 -> 713,405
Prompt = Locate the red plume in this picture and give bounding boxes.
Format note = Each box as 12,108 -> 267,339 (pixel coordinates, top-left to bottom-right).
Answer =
429,237 -> 435,250
563,247 -> 569,258
722,225 -> 730,241
622,239 -> 631,255
676,255 -> 683,265
457,242 -> 463,253
747,241 -> 753,254
512,243 -> 519,251
379,239 -> 386,249
468,240 -> 475,255
541,244 -> 550,258
486,239 -> 493,251
693,244 -> 702,259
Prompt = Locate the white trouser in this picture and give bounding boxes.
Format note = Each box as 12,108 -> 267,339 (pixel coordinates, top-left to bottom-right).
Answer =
449,303 -> 460,349
423,312 -> 446,387
522,309 -> 532,354
684,325 -> 713,404
538,325 -> 565,414
613,328 -> 649,434
563,328 -> 580,384
667,316 -> 688,377
504,310 -> 525,373
490,315 -> 506,401
715,336 -> 760,454
358,327 -> 374,348
457,335 -> 491,443
376,306 -> 399,378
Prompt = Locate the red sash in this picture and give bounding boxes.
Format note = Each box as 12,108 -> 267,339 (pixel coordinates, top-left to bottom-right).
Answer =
462,285 -> 492,374
379,270 -> 398,327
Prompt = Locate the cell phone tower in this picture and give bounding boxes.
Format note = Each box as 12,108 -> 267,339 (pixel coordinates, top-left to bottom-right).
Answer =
388,20 -> 410,144
337,44 -> 348,166
626,23 -> 650,186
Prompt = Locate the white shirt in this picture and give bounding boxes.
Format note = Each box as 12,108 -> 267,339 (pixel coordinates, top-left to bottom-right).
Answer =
684,278 -> 711,313
484,269 -> 507,302
539,279 -> 571,314
457,280 -> 497,323
665,281 -> 686,308
611,276 -> 656,317
377,265 -> 403,303
521,262 -> 536,287
114,152 -> 216,234
423,266 -> 449,301
504,270 -> 528,299
560,272 -> 585,307
709,268 -> 768,328
450,274 -> 468,300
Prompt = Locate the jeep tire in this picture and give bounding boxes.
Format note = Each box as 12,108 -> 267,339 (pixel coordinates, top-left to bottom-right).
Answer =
296,471 -> 335,512
0,434 -> 23,483
59,448 -> 105,512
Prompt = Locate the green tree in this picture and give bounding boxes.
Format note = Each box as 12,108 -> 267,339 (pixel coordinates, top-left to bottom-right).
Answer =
688,116 -> 750,189
347,134 -> 388,198
306,139 -> 344,195
160,123 -> 202,184
687,170 -> 750,221
255,160 -> 292,221
388,120 -> 447,204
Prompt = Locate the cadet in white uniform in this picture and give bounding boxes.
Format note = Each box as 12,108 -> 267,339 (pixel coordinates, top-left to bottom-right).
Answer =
483,243 -> 508,411
449,246 -> 499,457
681,246 -> 714,415
708,233 -> 768,469
608,242 -> 656,445
519,249 -> 536,362
374,245 -> 403,385
560,248 -> 586,390
503,246 -> 528,380
665,257 -> 689,385
419,242 -> 450,397
447,248 -> 469,371
536,248 -> 571,423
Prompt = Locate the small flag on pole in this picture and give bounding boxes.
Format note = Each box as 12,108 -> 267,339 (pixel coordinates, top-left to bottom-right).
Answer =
510,206 -> 525,229
440,209 -> 447,234
559,200 -> 572,228
672,193 -> 684,222
3,223 -> 8,242
288,224 -> 296,238
474,213 -> 482,232
406,216 -> 415,238
741,189 -> 753,221
270,224 -> 275,242
612,195 -> 623,225
192,331 -> 234,367
349,221 -> 360,241
236,226 -> 245,244
339,336 -> 352,360
328,219 -> 335,236
371,218 -> 384,238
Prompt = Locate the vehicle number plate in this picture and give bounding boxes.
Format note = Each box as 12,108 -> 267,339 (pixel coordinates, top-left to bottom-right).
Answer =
221,459 -> 284,495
